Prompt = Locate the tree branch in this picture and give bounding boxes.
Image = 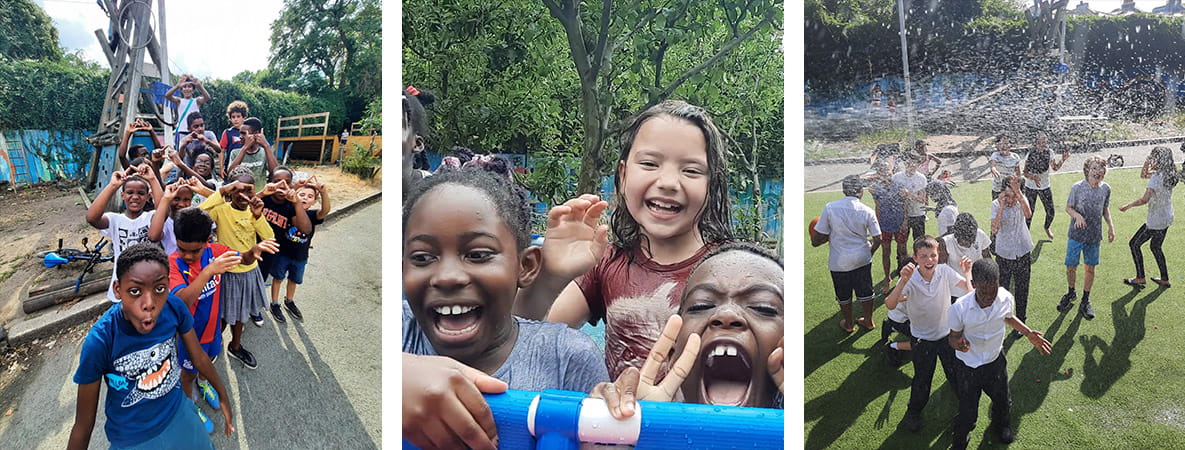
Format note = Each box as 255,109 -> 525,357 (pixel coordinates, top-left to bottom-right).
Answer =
590,0 -> 613,75
546,0 -> 593,79
644,6 -> 778,110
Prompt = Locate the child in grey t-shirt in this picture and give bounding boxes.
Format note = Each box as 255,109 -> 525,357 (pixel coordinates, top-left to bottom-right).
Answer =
1058,156 -> 1115,320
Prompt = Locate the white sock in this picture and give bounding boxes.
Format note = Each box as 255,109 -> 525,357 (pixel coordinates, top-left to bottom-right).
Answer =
890,342 -> 900,350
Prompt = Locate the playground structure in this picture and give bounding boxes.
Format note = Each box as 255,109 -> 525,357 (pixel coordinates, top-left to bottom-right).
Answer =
85,0 -> 176,202
275,113 -> 381,165
403,389 -> 784,450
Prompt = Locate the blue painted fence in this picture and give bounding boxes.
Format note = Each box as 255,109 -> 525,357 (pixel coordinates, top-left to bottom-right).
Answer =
0,130 -> 94,185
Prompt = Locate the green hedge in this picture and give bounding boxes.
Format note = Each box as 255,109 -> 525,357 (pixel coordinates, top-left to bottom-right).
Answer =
200,81 -> 350,139
0,58 -> 107,130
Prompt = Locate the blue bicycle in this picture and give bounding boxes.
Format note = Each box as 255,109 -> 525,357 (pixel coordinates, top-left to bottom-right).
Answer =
38,237 -> 114,293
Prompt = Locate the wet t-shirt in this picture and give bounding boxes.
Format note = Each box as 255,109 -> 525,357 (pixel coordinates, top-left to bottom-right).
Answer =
576,244 -> 714,379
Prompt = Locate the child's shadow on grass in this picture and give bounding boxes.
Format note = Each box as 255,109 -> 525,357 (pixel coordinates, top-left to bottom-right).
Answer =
1079,288 -> 1160,398
804,348 -> 911,449
804,311 -> 877,378
1009,298 -> 1085,438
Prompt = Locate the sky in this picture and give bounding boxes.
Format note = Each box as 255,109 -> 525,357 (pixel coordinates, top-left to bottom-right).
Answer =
36,0 -> 285,81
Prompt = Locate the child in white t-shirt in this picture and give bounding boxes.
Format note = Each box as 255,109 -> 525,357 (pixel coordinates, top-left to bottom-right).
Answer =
884,236 -> 973,432
948,258 -> 1051,450
85,164 -> 164,302
990,176 -> 1034,324
940,212 -> 992,301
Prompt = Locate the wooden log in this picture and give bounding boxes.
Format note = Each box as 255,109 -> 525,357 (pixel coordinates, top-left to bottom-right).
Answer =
24,277 -> 110,314
28,271 -> 109,297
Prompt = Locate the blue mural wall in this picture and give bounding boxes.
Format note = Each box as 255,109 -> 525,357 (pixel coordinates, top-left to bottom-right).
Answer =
0,130 -> 94,185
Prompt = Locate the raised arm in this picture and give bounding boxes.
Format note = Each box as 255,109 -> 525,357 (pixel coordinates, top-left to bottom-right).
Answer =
884,262 -> 915,310
147,183 -> 179,243
163,81 -> 183,104
193,78 -> 212,105
86,171 -> 127,229
513,195 -> 609,321
315,182 -> 331,220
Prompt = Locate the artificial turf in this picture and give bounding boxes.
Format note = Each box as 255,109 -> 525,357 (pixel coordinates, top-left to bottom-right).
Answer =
803,166 -> 1185,449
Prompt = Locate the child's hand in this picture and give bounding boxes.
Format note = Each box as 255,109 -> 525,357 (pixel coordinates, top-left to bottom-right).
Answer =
260,180 -> 283,197
1108,226 -> 1115,243
249,195 -> 264,217
1074,216 -> 1087,229
134,163 -> 154,179
254,238 -> 279,256
959,256 -> 972,274
954,337 -> 971,352
109,170 -> 126,186
161,183 -> 180,201
541,195 -> 610,280
151,148 -> 165,163
403,354 -> 506,450
210,251 -> 242,274
1027,330 -> 1052,355
1120,204 -> 1130,212
589,315 -> 701,420
221,407 -> 234,436
899,262 -> 916,282
767,336 -> 784,394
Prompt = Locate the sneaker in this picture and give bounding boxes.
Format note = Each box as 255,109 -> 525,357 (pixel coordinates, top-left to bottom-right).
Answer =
197,379 -> 220,410
270,303 -> 286,323
1080,300 -> 1095,320
1056,291 -> 1076,312
250,312 -> 264,327
883,343 -> 902,367
880,318 -> 891,341
284,299 -> 304,320
227,344 -> 258,369
901,412 -> 923,432
196,406 -> 214,434
995,423 -> 1017,443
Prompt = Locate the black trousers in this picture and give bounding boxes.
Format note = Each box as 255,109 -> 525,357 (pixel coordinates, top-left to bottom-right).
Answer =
1129,224 -> 1168,280
996,252 -> 1031,323
907,335 -> 958,415
907,215 -> 926,245
952,353 -> 1011,444
1023,186 -> 1055,231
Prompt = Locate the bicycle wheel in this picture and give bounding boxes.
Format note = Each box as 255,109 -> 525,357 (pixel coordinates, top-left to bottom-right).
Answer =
35,248 -> 87,259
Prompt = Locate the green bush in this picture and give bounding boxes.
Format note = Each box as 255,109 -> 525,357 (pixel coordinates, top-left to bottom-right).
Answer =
341,143 -> 379,179
0,58 -> 107,130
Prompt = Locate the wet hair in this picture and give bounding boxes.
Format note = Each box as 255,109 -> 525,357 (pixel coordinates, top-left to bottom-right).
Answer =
842,175 -> 863,197
699,241 -> 783,270
186,111 -> 204,128
402,87 -> 435,138
913,235 -> 939,253
995,134 -> 1010,145
611,100 -> 733,255
926,180 -> 955,209
115,242 -> 168,280
128,144 -> 149,159
971,258 -> 1000,284
226,100 -> 249,118
1150,146 -> 1179,186
1000,175 -> 1020,193
270,166 -> 294,181
403,166 -> 532,250
241,117 -> 263,133
413,151 -> 431,170
952,212 -> 978,243
1082,155 -> 1107,177
173,207 -> 214,243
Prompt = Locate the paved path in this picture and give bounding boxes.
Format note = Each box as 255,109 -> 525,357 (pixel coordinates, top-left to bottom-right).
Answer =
804,143 -> 1174,193
0,201 -> 382,449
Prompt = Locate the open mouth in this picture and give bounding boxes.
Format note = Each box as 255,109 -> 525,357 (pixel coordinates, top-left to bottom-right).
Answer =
645,199 -> 684,218
699,340 -> 753,406
432,304 -> 483,344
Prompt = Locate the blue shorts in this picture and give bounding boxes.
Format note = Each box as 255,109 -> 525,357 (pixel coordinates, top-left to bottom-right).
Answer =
269,253 -> 308,284
111,397 -> 213,449
1065,238 -> 1100,267
179,339 -> 222,374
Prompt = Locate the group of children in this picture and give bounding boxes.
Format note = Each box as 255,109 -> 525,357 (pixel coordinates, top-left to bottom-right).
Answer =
813,133 -> 1180,448
70,82 -> 335,448
400,90 -> 784,450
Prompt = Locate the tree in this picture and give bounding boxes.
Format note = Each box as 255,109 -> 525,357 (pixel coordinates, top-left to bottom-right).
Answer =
545,0 -> 782,193
268,0 -> 379,96
0,0 -> 61,61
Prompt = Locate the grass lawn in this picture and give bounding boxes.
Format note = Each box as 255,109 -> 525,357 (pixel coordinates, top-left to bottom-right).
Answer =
803,167 -> 1185,449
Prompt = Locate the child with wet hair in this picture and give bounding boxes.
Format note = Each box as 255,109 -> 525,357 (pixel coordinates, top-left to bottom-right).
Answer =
948,258 -> 1051,450
813,175 -> 882,333
1022,133 -> 1069,239
591,241 -> 784,417
884,235 -> 973,432
925,179 -> 958,236
1057,155 -> 1114,320
893,153 -> 929,244
402,86 -> 435,197
69,243 -> 234,449
402,166 -> 609,449
869,159 -> 908,293
939,212 -> 992,303
1118,146 -> 1177,288
990,175 -> 1034,325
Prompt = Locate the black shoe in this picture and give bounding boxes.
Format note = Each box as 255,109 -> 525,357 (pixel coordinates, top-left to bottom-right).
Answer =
227,344 -> 258,369
1057,291 -> 1076,312
902,412 -> 923,432
881,319 -> 892,341
883,343 -> 900,366
284,299 -> 303,320
1079,300 -> 1095,320
995,423 -> 1016,444
270,303 -> 286,323
250,312 -> 264,327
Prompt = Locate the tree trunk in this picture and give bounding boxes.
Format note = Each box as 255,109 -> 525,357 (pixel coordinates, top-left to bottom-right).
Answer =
576,83 -> 606,194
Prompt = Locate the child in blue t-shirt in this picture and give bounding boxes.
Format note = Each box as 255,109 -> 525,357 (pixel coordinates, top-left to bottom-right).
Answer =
69,243 -> 234,449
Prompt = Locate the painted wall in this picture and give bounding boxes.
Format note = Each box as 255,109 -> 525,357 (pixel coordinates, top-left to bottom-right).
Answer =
0,130 -> 93,185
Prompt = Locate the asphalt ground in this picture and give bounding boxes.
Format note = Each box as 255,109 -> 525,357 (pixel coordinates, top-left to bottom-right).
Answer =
0,200 -> 382,449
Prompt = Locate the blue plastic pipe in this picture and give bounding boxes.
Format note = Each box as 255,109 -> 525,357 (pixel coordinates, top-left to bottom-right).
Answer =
403,389 -> 784,449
